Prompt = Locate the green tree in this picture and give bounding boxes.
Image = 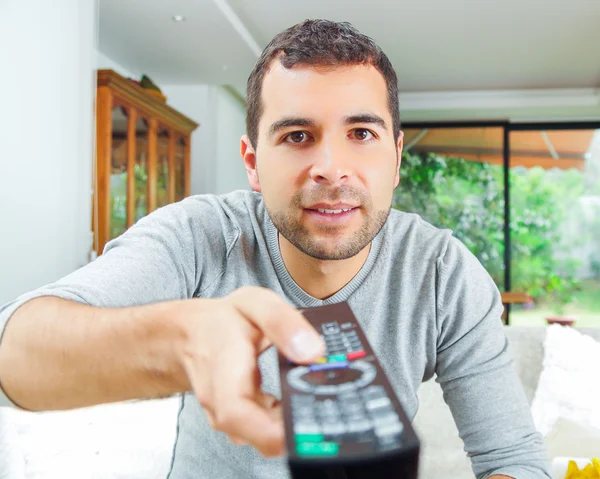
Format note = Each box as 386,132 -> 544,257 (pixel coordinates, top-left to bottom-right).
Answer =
393,151 -> 585,308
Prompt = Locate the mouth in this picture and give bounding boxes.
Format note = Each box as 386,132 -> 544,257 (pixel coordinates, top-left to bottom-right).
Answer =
303,204 -> 360,224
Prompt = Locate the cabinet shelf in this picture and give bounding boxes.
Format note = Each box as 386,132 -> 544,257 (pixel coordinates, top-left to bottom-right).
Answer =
93,69 -> 199,255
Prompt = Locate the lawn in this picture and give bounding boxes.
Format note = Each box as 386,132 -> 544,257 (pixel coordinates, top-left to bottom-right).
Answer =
509,278 -> 600,328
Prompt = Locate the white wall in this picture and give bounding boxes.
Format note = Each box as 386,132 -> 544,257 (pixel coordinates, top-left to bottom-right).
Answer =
96,50 -> 138,79
214,88 -> 249,195
161,85 -> 249,196
0,0 -> 97,304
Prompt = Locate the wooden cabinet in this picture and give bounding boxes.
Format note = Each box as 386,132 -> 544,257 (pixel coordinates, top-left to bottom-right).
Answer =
93,69 -> 199,255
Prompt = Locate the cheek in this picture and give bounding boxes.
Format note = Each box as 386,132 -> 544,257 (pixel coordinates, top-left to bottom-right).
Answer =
258,161 -> 296,199
363,163 -> 397,203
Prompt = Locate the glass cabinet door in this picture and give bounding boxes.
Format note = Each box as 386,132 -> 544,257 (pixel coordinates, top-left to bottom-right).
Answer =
175,137 -> 187,201
110,106 -> 128,239
135,117 -> 149,222
157,126 -> 170,208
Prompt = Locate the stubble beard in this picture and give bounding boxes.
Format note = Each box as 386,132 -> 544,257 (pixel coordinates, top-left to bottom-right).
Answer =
266,186 -> 391,261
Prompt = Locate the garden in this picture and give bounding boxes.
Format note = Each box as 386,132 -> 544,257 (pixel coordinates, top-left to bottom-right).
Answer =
393,141 -> 600,327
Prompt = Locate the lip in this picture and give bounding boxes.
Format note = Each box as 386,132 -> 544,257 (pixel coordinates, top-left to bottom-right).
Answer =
303,206 -> 359,225
305,203 -> 358,210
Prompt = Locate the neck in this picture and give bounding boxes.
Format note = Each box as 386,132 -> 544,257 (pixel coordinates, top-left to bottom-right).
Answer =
278,234 -> 371,300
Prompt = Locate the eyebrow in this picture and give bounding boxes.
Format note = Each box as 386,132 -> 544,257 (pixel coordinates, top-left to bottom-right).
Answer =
267,113 -> 388,138
268,118 -> 316,137
344,114 -> 388,130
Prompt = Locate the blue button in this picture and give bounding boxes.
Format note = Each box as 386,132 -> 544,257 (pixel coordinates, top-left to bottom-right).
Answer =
309,361 -> 349,372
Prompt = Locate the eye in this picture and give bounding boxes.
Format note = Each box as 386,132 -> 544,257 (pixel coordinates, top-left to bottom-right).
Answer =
285,131 -> 309,144
352,128 -> 375,141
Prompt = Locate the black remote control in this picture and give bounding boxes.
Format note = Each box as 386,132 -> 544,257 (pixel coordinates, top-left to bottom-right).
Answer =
278,301 -> 420,479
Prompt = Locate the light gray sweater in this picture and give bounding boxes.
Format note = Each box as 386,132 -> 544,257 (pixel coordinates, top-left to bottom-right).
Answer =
0,190 -> 551,478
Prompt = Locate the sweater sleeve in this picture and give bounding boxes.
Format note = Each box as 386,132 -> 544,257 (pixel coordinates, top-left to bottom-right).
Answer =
0,198 -> 229,408
434,236 -> 551,479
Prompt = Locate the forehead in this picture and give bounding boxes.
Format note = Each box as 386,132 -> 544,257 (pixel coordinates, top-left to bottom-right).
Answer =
258,61 -> 390,127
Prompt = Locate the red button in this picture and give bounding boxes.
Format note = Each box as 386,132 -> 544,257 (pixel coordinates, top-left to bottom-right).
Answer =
347,350 -> 366,360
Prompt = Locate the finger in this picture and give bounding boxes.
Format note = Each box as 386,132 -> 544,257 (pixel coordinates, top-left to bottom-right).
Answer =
211,339 -> 284,457
205,409 -> 249,446
230,287 -> 325,363
257,393 -> 282,427
229,435 -> 249,446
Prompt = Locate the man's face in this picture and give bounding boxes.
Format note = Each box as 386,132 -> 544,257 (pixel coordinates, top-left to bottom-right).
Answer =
242,61 -> 403,260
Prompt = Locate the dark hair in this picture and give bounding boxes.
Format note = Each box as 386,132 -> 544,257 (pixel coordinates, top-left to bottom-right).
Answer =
245,19 -> 401,149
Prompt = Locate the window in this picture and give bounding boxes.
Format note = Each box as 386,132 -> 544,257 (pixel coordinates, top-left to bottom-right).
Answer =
396,122 -> 600,326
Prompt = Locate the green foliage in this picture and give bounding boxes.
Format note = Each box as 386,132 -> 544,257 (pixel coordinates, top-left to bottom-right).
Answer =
393,150 -> 589,315
393,152 -> 505,286
544,273 -> 580,316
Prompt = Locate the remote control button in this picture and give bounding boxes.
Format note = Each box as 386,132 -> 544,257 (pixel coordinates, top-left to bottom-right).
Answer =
351,362 -> 377,388
346,350 -> 366,360
294,433 -> 324,443
342,404 -> 364,416
365,396 -> 392,411
291,394 -> 315,403
321,422 -> 346,436
296,441 -> 339,456
328,351 -> 345,357
287,367 -> 314,392
372,415 -> 400,430
318,398 -> 339,410
361,385 -> 387,399
294,423 -> 322,435
313,385 -> 341,395
345,409 -> 368,420
325,345 -> 343,352
317,401 -> 340,417
334,382 -> 357,393
369,405 -> 397,421
347,419 -> 373,433
328,354 -> 347,362
292,406 -> 316,419
340,398 -> 363,410
375,421 -> 404,437
320,411 -> 342,422
320,413 -> 341,424
322,322 -> 341,335
309,361 -> 349,372
338,391 -> 361,403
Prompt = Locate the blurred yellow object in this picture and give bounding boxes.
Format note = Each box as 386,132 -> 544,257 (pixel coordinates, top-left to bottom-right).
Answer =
565,458 -> 600,478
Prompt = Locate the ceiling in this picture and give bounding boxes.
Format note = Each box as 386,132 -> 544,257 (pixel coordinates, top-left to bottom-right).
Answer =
98,0 -> 600,122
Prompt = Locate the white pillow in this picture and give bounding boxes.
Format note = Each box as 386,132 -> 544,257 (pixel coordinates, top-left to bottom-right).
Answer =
545,416 -> 600,460
11,396 -> 180,479
531,325 -> 600,437
0,407 -> 25,478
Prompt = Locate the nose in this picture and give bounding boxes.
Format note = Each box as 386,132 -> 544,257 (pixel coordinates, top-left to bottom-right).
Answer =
309,136 -> 351,186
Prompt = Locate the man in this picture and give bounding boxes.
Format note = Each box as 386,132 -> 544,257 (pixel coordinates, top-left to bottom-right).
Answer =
0,19 -> 550,479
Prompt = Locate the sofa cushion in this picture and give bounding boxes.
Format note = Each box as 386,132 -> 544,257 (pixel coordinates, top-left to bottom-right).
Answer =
10,396 -> 180,479
531,324 -> 600,437
413,326 -> 600,479
0,408 -> 25,478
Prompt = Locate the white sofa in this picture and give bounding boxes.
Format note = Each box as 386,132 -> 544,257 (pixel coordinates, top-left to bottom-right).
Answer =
413,325 -> 600,478
2,326 -> 599,478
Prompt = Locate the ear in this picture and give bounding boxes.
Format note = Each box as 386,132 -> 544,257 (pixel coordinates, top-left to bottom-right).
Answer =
241,134 -> 261,192
393,130 -> 404,188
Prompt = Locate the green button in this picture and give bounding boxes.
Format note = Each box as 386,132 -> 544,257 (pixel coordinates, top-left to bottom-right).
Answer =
295,434 -> 324,443
296,441 -> 339,456
328,354 -> 347,362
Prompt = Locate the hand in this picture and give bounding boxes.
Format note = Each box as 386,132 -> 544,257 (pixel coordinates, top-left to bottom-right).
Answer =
174,287 -> 325,457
